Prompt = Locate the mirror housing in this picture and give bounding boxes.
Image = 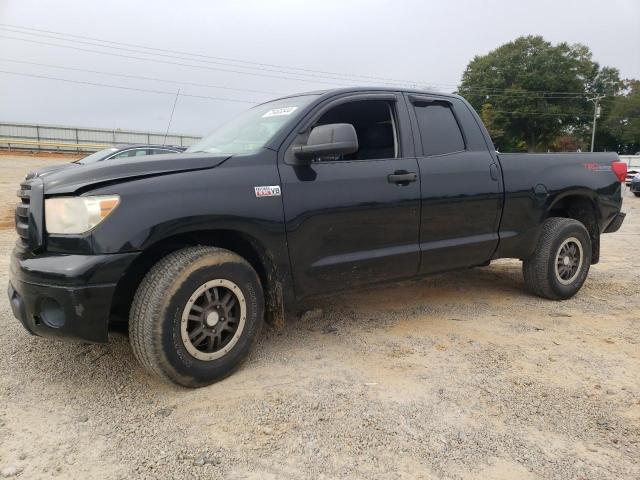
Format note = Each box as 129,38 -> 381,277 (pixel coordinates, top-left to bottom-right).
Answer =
293,123 -> 358,163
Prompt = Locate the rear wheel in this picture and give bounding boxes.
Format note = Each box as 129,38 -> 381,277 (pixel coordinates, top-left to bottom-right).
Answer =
523,218 -> 592,300
129,246 -> 263,387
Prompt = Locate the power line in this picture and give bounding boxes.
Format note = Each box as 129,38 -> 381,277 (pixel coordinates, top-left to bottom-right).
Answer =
0,23 -> 428,87
0,34 -> 371,89
1,28 -> 617,97
0,25 -> 610,96
477,90 -> 640,104
0,24 -> 621,97
0,57 -> 600,103
492,110 -> 590,117
2,69 -> 633,121
489,110 -> 629,120
465,93 -> 590,100
0,69 -> 257,103
0,29 -> 418,89
0,58 -> 281,96
464,91 -> 590,98
457,86 -> 594,96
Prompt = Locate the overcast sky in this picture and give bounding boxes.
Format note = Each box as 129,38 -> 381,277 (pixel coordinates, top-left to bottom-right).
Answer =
1,0 -> 638,136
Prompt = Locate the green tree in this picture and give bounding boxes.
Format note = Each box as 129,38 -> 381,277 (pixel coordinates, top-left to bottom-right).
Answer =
457,36 -> 622,152
598,80 -> 640,154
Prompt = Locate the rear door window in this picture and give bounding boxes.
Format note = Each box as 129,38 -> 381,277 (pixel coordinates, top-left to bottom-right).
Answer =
413,103 -> 465,156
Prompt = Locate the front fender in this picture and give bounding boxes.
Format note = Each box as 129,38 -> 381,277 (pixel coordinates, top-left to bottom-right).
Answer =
86,149 -> 293,304
85,150 -> 284,254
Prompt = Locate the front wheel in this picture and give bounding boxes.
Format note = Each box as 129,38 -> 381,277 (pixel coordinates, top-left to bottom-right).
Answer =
633,192 -> 640,197
129,246 -> 264,387
523,218 -> 592,300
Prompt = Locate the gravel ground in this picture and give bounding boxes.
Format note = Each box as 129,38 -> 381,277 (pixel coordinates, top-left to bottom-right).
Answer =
0,153 -> 638,479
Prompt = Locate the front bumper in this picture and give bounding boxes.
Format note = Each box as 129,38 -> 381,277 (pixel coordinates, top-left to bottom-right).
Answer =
8,247 -> 138,343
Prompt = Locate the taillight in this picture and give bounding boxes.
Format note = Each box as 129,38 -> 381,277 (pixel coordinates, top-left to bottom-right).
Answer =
611,161 -> 627,183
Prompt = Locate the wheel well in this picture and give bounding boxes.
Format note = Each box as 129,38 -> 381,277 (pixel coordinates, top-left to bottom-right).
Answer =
547,195 -> 600,264
109,230 -> 279,327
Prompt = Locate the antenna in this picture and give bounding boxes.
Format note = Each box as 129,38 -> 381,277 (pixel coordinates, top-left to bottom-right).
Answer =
163,88 -> 180,145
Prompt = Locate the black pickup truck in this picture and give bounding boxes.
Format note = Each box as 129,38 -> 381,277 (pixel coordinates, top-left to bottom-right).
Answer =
8,88 -> 627,387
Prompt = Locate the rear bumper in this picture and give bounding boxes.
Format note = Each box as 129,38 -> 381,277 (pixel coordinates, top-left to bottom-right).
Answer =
603,212 -> 625,234
8,247 -> 138,343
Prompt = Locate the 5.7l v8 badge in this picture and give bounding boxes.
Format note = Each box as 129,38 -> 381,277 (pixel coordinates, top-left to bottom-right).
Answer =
254,185 -> 281,197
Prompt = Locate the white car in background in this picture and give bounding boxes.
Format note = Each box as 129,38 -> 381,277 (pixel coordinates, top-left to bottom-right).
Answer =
24,144 -> 186,180
623,154 -> 640,186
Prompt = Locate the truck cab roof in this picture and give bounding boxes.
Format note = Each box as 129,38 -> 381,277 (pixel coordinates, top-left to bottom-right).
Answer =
267,86 -> 463,104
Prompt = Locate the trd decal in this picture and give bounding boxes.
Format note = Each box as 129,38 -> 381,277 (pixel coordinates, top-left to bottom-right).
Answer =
583,163 -> 610,172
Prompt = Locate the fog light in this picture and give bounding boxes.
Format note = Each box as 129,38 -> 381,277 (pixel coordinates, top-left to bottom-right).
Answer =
38,297 -> 65,328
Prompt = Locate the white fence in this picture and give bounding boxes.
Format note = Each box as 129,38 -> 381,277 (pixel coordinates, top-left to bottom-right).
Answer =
0,122 -> 201,152
620,155 -> 640,171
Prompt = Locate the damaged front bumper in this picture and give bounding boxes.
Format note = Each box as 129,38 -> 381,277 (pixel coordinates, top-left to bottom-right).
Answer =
8,246 -> 138,343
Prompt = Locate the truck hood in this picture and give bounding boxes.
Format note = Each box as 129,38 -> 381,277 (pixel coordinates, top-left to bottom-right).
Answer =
42,152 -> 231,195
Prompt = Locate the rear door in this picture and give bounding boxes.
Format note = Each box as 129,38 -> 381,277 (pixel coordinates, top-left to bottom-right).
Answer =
407,94 -> 502,274
278,93 -> 421,297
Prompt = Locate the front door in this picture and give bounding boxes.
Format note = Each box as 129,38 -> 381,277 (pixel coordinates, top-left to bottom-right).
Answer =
278,94 -> 421,297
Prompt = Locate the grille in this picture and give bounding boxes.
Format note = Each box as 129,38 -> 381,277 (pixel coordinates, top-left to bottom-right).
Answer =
15,181 -> 31,246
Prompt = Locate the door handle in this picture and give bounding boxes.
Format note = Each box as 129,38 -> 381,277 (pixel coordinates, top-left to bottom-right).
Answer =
490,163 -> 499,181
387,171 -> 417,185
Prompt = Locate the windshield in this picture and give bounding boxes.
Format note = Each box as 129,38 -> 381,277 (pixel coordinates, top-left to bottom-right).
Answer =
75,147 -> 118,165
186,95 -> 318,155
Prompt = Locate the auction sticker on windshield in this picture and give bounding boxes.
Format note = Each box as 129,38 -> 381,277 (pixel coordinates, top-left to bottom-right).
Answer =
262,107 -> 298,118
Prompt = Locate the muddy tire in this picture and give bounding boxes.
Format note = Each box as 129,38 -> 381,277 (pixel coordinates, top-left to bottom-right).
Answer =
522,218 -> 592,300
129,246 -> 263,387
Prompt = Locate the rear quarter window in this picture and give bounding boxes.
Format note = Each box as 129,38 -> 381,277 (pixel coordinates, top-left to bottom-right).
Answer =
414,103 -> 465,156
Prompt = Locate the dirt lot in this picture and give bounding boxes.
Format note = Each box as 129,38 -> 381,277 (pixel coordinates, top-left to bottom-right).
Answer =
0,153 -> 638,479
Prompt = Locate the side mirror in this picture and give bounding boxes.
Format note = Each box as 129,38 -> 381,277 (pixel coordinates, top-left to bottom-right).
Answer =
293,123 -> 358,163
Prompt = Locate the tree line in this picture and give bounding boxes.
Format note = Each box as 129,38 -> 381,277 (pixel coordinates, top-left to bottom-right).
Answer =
457,36 -> 639,154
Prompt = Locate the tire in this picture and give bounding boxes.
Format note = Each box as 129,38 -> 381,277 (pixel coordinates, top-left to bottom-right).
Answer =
522,218 -> 592,300
129,246 -> 264,387
634,192 -> 640,197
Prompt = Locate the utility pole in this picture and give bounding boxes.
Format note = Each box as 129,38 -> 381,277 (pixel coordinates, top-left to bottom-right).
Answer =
587,95 -> 605,152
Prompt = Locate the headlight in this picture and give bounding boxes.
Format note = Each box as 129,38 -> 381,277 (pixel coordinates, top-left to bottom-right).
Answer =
45,195 -> 120,234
